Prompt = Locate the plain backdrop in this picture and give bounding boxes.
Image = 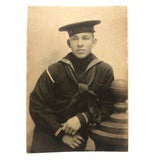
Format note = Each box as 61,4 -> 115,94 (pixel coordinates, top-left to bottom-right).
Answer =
27,6 -> 128,148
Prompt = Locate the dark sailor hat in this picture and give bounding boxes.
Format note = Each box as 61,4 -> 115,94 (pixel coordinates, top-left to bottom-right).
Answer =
59,20 -> 101,37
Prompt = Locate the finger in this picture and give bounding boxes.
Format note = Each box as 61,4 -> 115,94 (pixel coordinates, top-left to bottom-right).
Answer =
73,138 -> 82,145
70,144 -> 75,149
67,128 -> 74,135
65,127 -> 73,135
75,135 -> 85,142
72,131 -> 76,135
72,142 -> 79,148
62,124 -> 67,130
64,127 -> 70,134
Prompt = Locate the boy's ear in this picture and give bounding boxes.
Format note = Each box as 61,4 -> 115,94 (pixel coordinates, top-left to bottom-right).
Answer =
92,38 -> 97,48
67,39 -> 71,48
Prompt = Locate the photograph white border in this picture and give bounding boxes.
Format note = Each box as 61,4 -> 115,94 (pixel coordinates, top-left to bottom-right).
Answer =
0,0 -> 160,160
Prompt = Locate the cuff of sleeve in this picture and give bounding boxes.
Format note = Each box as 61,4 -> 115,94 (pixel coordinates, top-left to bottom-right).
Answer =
81,113 -> 89,123
76,112 -> 89,128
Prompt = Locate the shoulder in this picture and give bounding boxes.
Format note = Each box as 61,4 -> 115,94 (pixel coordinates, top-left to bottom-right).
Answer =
98,61 -> 113,73
46,61 -> 66,82
48,61 -> 64,74
96,61 -> 114,82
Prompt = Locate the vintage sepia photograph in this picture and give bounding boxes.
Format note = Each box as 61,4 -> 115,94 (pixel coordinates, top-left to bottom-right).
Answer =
27,6 -> 128,153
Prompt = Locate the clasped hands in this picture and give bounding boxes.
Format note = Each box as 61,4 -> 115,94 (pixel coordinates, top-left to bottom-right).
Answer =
61,116 -> 84,149
62,116 -> 81,135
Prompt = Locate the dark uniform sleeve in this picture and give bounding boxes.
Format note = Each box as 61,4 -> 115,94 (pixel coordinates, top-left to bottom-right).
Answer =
29,70 -> 61,136
100,65 -> 115,121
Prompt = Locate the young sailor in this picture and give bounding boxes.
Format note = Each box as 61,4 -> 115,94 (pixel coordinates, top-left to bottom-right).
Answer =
29,20 -> 114,152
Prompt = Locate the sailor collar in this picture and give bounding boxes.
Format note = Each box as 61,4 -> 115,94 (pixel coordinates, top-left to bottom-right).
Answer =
60,57 -> 102,73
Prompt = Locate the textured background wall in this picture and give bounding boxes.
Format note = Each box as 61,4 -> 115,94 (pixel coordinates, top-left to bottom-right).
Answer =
27,6 -> 128,148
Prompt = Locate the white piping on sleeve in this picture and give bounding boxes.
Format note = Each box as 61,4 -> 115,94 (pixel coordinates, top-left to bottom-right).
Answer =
82,112 -> 89,123
46,68 -> 55,83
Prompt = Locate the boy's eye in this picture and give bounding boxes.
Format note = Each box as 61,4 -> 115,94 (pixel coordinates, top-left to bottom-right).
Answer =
71,37 -> 78,40
70,36 -> 79,40
82,37 -> 90,40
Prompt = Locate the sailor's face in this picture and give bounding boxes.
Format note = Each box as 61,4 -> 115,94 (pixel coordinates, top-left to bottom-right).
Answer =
68,32 -> 97,59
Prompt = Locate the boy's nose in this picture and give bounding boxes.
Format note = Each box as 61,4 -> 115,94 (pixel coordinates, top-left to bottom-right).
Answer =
77,39 -> 83,47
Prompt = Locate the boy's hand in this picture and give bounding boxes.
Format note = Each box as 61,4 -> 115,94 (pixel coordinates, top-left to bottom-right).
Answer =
63,116 -> 81,135
62,134 -> 85,149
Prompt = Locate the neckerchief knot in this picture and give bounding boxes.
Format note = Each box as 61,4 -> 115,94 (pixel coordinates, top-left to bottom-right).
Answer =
78,83 -> 88,95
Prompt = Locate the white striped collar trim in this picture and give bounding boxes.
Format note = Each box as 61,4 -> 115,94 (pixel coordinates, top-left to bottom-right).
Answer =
60,57 -> 102,73
46,68 -> 55,83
